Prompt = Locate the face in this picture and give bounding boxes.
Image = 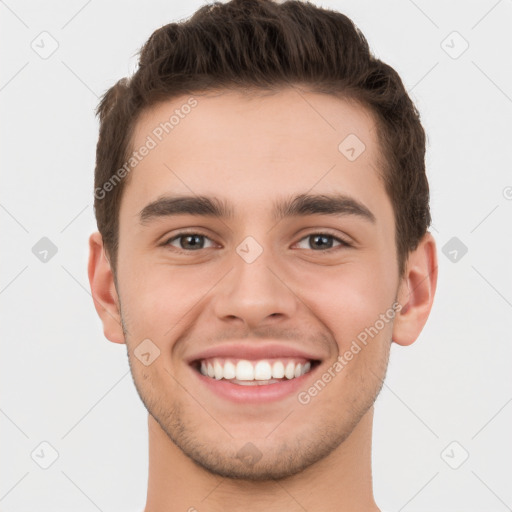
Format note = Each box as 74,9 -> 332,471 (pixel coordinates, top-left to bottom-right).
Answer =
113,88 -> 401,479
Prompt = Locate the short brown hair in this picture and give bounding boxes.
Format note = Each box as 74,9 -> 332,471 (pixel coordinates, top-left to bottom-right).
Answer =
94,0 -> 431,280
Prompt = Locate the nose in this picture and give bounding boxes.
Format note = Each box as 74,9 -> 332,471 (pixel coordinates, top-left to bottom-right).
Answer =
211,242 -> 299,329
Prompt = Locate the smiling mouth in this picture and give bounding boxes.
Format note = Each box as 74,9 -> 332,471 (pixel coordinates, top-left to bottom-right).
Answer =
191,357 -> 321,385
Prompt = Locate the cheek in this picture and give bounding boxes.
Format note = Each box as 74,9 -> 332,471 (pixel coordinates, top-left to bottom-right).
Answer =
300,264 -> 395,348
119,263 -> 215,338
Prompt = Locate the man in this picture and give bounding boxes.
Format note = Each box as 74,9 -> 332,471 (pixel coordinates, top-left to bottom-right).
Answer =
88,0 -> 438,510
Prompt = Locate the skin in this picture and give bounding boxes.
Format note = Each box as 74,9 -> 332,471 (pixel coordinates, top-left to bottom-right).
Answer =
88,87 -> 438,512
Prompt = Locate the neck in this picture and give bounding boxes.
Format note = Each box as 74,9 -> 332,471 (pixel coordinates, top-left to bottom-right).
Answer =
144,407 -> 380,512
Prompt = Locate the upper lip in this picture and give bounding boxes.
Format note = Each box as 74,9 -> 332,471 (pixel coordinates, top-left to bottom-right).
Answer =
186,342 -> 324,364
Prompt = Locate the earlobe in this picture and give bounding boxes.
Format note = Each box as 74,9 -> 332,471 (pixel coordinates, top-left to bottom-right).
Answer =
392,232 -> 438,347
87,232 -> 126,344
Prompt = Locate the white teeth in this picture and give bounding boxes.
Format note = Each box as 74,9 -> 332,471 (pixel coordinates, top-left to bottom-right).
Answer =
236,360 -> 254,381
223,360 -> 236,379
285,362 -> 295,380
197,358 -> 315,382
232,379 -> 281,386
272,361 -> 285,379
214,360 -> 223,380
254,361 -> 272,380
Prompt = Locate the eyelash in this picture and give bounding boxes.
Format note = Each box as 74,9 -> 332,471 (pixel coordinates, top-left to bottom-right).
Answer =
162,230 -> 352,254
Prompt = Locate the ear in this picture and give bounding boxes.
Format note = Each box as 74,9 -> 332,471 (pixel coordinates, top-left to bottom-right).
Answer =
87,231 -> 125,344
392,231 -> 438,346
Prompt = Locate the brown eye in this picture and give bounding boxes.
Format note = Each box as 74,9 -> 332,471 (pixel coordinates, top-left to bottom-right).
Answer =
295,233 -> 351,251
164,233 -> 215,251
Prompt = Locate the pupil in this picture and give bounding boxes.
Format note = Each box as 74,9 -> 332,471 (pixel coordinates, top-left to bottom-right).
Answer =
182,235 -> 202,250
311,234 -> 332,250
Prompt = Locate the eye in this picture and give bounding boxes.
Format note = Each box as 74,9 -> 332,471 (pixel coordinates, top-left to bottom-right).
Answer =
163,232 -> 216,251
161,231 -> 352,253
295,232 -> 351,251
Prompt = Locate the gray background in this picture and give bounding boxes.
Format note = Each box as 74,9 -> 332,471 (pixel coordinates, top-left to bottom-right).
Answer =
1,0 -> 511,510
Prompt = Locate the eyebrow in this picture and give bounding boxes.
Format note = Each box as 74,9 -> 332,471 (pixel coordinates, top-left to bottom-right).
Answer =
138,193 -> 376,225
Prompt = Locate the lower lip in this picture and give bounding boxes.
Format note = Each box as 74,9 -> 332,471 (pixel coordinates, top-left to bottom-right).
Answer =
190,363 -> 320,404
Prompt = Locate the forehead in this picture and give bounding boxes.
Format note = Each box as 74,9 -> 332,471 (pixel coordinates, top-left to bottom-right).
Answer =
121,88 -> 391,225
